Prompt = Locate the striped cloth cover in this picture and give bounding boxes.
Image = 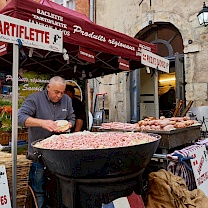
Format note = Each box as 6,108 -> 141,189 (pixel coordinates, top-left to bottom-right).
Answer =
102,192 -> 145,208
167,144 -> 204,190
195,137 -> 208,145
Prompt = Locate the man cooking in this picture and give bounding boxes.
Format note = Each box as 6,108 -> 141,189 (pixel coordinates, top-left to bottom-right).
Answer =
18,76 -> 75,208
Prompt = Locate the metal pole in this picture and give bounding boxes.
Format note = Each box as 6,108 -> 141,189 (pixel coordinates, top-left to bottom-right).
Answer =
12,43 -> 19,208
154,69 -> 159,118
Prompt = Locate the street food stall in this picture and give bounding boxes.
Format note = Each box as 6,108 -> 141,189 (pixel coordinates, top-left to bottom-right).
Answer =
0,0 -> 159,207
100,117 -> 202,168
101,117 -> 201,148
32,131 -> 161,208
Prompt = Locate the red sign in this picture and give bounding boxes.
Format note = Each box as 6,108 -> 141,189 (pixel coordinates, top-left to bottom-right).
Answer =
0,42 -> 7,56
118,57 -> 130,71
78,46 -> 95,63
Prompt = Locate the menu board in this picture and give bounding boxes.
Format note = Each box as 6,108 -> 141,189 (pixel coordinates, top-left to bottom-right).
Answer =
0,165 -> 11,208
189,145 -> 208,196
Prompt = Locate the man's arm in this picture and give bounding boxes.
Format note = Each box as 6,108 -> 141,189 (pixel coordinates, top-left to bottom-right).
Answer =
74,119 -> 83,132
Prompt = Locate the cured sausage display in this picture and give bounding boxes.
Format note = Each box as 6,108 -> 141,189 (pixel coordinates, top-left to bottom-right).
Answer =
34,131 -> 158,150
100,116 -> 199,132
138,116 -> 197,131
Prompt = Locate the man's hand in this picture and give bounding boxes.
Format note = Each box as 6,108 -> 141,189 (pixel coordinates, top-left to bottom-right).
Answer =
41,120 -> 59,132
25,117 -> 73,132
68,122 -> 73,129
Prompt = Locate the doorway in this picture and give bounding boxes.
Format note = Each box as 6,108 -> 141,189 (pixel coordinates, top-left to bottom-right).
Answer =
130,22 -> 185,121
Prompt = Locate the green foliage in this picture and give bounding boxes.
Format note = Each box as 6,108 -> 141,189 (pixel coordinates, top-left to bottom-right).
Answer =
18,97 -> 25,108
0,99 -> 11,106
0,99 -> 12,132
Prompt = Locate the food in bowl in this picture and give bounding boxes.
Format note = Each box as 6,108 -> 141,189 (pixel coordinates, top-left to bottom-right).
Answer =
34,131 -> 159,150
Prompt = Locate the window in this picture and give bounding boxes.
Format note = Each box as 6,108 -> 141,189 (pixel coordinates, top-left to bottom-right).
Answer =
54,0 -> 63,5
53,0 -> 75,10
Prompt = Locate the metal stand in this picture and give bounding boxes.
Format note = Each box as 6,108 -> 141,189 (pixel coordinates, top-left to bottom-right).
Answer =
56,169 -> 145,208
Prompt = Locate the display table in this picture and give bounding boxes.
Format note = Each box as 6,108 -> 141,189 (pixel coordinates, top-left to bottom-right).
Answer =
144,124 -> 201,154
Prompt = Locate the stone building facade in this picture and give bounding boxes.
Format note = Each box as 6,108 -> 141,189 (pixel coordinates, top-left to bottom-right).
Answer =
94,0 -> 208,122
1,0 -> 207,122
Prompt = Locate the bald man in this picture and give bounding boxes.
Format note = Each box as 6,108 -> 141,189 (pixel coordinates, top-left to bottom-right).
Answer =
18,76 -> 75,208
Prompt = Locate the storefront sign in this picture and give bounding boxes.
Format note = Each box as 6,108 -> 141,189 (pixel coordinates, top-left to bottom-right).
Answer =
118,57 -> 130,71
141,49 -> 169,73
0,165 -> 11,208
0,42 -> 7,56
78,46 -> 95,63
189,145 -> 208,196
0,14 -> 63,53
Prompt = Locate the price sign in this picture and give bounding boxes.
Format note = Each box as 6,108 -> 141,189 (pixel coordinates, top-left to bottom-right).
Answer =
189,145 -> 208,196
141,49 -> 169,73
0,165 -> 11,208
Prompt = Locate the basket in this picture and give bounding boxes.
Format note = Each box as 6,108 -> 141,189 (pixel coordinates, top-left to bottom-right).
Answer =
0,132 -> 11,145
0,152 -> 31,208
0,131 -> 28,145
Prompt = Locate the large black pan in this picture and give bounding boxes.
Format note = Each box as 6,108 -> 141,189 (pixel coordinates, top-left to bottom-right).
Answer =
31,132 -> 161,178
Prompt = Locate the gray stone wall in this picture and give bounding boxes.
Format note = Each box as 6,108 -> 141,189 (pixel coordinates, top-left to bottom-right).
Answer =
95,0 -> 208,121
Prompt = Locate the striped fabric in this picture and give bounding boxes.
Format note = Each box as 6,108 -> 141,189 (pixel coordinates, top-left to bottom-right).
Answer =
102,192 -> 145,208
167,144 -> 205,190
195,137 -> 208,145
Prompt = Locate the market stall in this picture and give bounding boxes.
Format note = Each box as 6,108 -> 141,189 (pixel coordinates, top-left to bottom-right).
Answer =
100,117 -> 202,169
0,0 -> 159,207
31,131 -> 161,208
101,118 -> 201,151
99,117 -> 206,200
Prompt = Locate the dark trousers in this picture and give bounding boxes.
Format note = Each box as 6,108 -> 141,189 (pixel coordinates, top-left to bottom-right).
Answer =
29,162 -> 46,208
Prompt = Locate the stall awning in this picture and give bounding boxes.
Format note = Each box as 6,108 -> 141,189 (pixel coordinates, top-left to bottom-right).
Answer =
0,0 -> 157,79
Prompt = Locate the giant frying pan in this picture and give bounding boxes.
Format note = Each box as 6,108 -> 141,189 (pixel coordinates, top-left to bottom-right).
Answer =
31,133 -> 161,178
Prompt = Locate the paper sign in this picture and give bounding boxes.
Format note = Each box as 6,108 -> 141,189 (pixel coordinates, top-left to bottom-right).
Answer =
141,49 -> 169,73
189,145 -> 208,196
0,165 -> 11,208
0,14 -> 63,53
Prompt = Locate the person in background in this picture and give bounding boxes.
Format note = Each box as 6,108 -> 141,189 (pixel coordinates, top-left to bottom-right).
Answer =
159,87 -> 176,117
18,76 -> 75,208
65,84 -> 86,132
